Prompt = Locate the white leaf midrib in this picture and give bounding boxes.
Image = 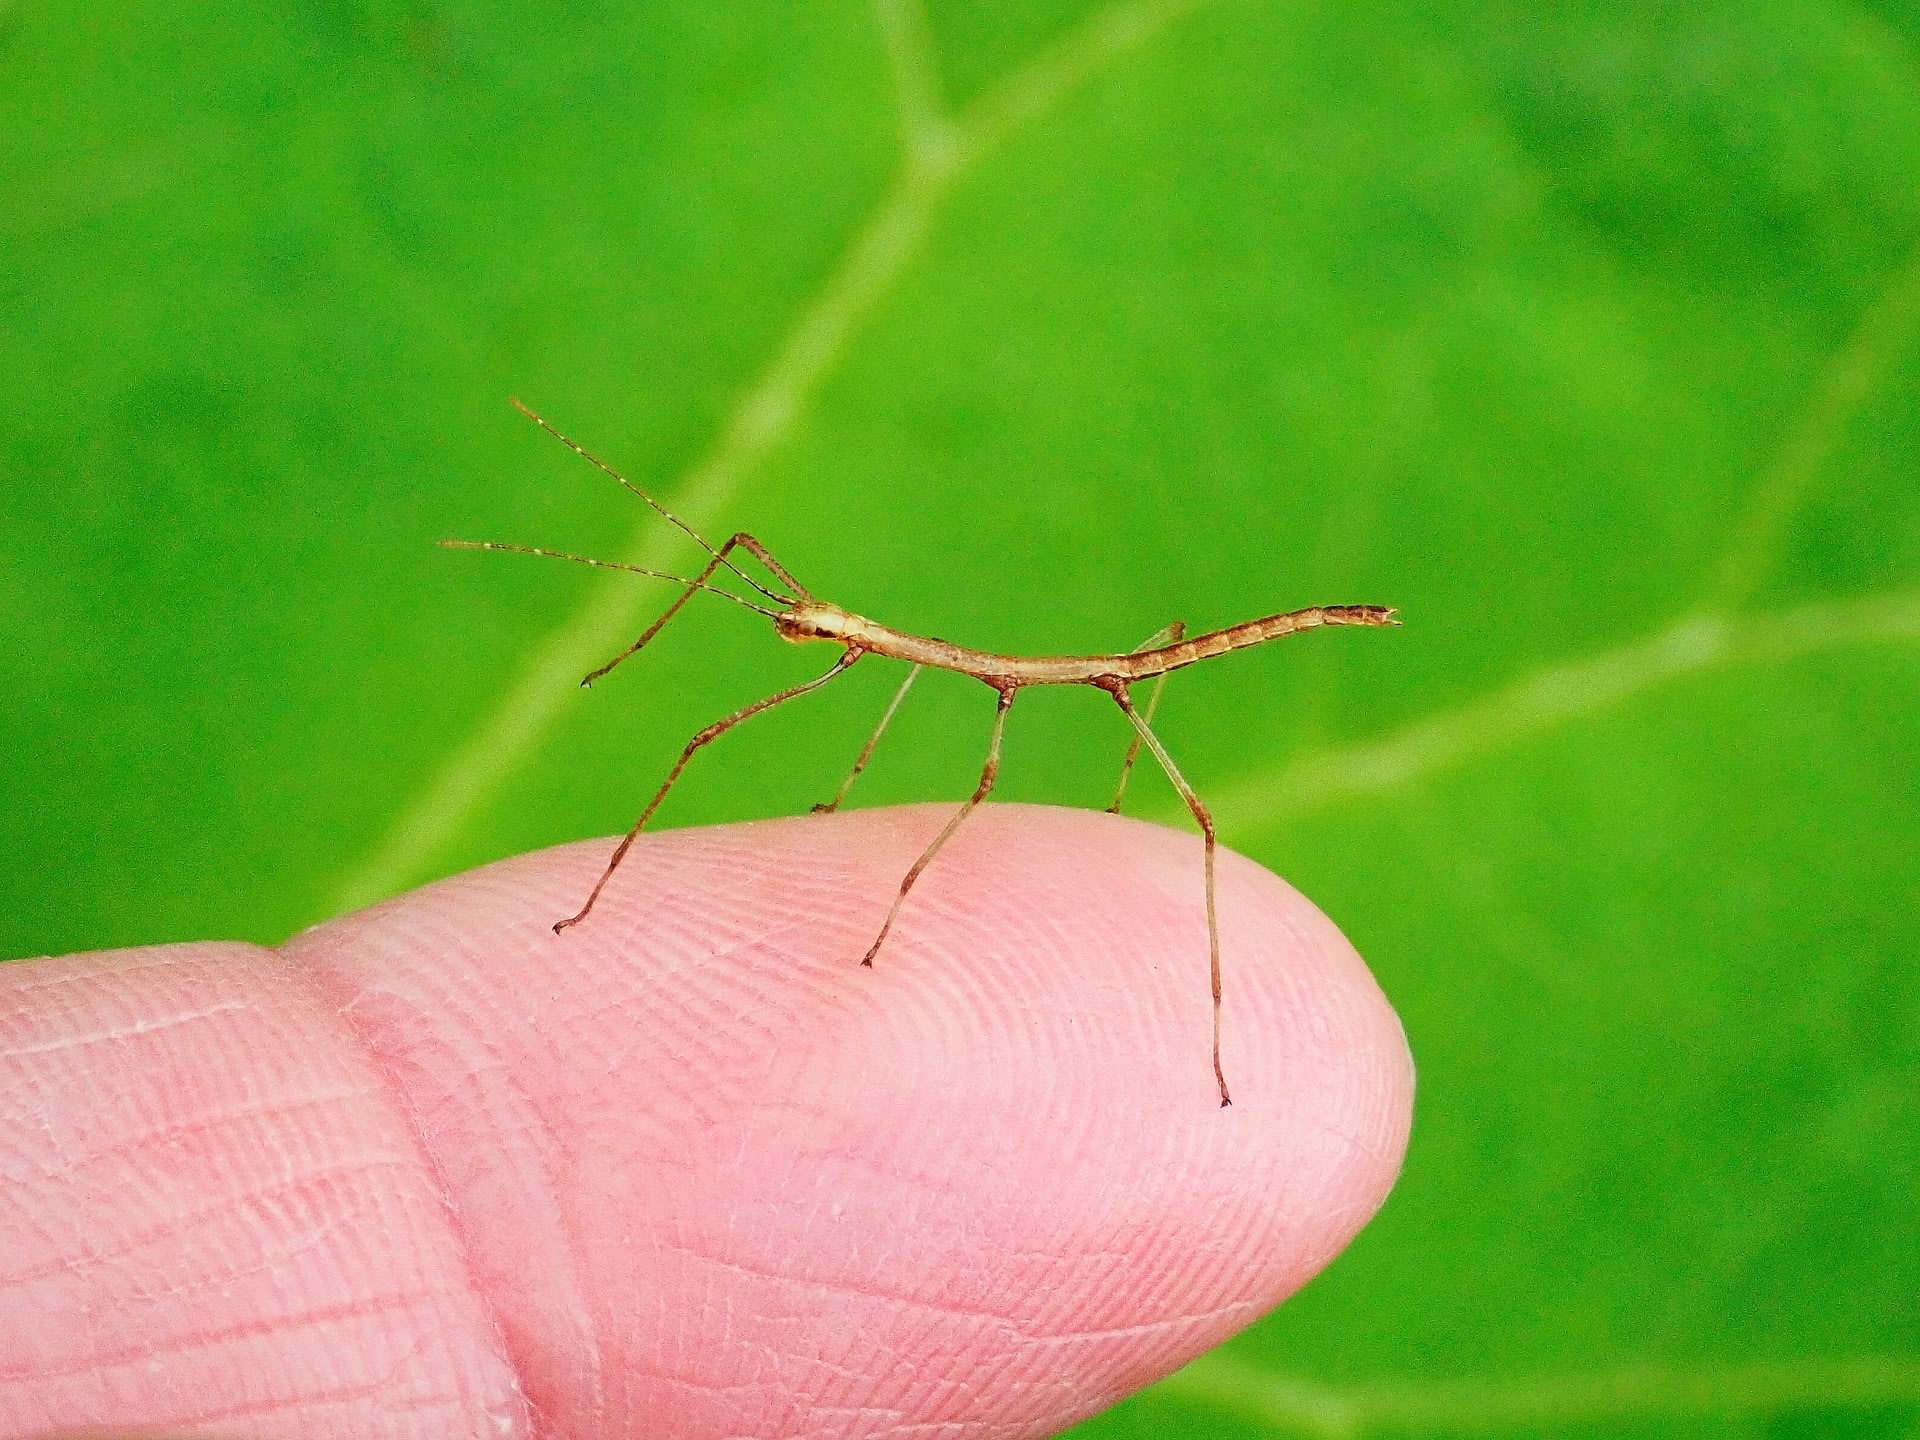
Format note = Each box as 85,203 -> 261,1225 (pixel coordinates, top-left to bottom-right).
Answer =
1157,1350 -> 1920,1437
1198,583 -> 1920,833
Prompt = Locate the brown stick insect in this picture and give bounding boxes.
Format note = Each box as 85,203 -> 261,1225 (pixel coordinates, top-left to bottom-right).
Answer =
445,400 -> 1398,1106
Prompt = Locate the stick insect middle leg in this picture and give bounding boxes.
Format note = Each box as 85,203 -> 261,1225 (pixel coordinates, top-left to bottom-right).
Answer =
582,532 -> 807,688
815,664 -> 922,815
861,684 -> 1016,967
1108,620 -> 1186,814
1108,682 -> 1231,1107
554,648 -> 862,933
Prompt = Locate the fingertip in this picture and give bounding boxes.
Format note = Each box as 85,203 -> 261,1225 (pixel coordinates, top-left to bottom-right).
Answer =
291,803 -> 1412,1437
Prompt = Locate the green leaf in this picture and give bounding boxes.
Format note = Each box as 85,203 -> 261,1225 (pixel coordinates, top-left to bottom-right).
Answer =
4,0 -> 1916,1434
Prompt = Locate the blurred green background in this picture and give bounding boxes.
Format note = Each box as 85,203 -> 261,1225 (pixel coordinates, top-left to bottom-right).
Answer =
5,0 -> 1919,1434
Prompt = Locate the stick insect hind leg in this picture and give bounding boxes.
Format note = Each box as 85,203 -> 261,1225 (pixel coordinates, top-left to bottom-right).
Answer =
1107,682 -> 1231,1107
1108,620 -> 1185,814
860,684 -> 1016,967
553,649 -> 863,933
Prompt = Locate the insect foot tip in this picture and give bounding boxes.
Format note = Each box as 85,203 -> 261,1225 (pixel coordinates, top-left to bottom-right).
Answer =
551,918 -> 573,936
1219,1092 -> 1233,1108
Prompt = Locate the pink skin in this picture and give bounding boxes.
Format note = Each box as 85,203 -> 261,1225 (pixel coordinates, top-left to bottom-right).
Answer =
1,804 -> 1413,1439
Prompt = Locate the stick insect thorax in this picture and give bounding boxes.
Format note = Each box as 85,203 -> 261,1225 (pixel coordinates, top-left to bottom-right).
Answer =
455,399 -> 1401,1108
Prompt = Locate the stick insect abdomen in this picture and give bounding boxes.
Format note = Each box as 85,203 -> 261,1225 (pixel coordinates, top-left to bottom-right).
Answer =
1117,604 -> 1398,680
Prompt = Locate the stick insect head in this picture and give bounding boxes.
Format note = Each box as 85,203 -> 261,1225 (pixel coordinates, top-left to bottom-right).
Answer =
775,599 -> 861,646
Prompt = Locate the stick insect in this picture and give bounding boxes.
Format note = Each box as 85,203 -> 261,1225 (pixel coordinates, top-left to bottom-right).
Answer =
445,399 -> 1399,1106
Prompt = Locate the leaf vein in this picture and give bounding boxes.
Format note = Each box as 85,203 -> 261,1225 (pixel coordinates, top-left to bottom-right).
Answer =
1201,586 -> 1920,833
1157,1350 -> 1920,1436
1708,237 -> 1920,610
873,0 -> 955,162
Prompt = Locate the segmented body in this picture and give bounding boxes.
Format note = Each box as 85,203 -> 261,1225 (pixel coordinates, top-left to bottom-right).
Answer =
791,603 -> 1397,686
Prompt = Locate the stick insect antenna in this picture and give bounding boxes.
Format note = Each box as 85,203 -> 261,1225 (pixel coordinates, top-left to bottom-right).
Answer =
437,539 -> 780,619
508,397 -> 791,604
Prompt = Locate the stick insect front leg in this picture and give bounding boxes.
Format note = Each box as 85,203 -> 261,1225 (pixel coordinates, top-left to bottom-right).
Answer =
815,664 -> 922,815
1107,682 -> 1231,1107
730,532 -> 812,600
861,684 -> 1016,967
582,532 -> 807,688
554,648 -> 862,933
1108,620 -> 1186,814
